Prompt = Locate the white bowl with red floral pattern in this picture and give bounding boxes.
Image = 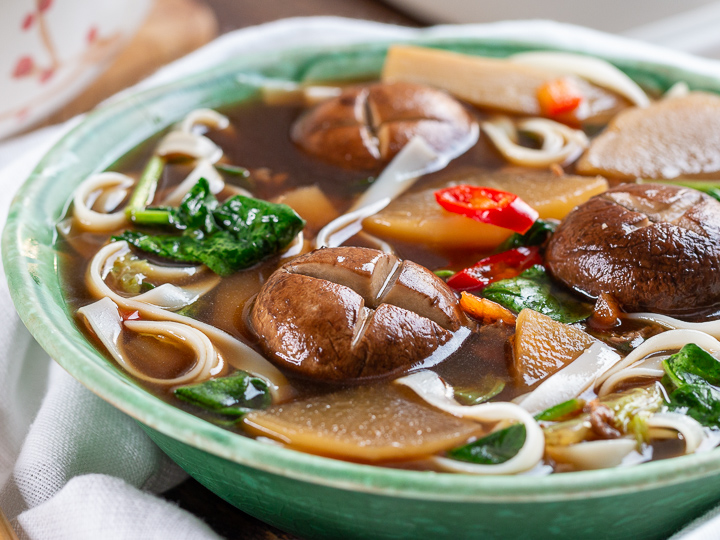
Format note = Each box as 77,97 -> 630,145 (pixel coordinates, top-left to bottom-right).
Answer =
0,0 -> 151,140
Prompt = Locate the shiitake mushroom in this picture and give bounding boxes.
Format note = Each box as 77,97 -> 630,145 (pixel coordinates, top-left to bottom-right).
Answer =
249,246 -> 467,381
291,82 -> 476,169
546,183 -> 720,318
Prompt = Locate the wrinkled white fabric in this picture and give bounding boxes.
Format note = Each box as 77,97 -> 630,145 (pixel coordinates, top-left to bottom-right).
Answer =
16,475 -> 221,540
1,16 -> 720,540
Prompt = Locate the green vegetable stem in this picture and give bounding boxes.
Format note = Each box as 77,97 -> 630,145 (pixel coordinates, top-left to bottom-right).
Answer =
125,154 -> 166,220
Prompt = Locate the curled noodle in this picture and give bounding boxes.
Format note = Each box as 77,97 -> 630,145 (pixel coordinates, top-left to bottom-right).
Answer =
596,355 -> 665,397
396,370 -> 544,475
73,172 -> 134,232
180,108 -> 230,134
86,241 -> 292,399
595,329 -> 720,391
79,297 -> 223,386
157,109 -> 231,163
162,159 -> 226,206
481,115 -> 588,167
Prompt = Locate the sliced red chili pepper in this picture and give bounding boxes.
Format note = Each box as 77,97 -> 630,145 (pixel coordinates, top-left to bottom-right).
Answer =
447,246 -> 542,292
537,77 -> 584,116
434,185 -> 538,234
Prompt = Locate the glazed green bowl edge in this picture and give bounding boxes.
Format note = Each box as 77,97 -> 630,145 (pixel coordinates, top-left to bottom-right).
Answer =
6,23 -> 720,539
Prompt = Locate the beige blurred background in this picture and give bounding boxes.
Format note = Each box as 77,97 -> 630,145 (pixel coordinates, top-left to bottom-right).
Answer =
36,0 -> 720,132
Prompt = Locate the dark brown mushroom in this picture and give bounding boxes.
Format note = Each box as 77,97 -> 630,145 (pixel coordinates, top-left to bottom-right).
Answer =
291,82 -> 476,169
250,247 -> 467,381
545,183 -> 720,318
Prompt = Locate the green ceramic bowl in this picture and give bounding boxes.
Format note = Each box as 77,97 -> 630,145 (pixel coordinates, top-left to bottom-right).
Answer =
6,21 -> 720,540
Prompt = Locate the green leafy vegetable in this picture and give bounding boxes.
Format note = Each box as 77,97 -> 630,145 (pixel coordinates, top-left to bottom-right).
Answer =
449,386 -> 662,465
447,398 -> 580,465
663,343 -> 720,387
433,269 -> 456,279
664,385 -> 720,427
448,423 -> 526,465
535,398 -> 585,422
543,386 -> 663,446
662,343 -> 720,427
114,178 -> 305,276
454,376 -> 505,405
110,253 -> 154,295
174,370 -> 270,418
497,219 -> 558,252
481,265 -> 592,323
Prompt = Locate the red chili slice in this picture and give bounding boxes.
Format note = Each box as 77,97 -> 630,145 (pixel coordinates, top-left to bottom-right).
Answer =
537,77 -> 584,116
434,185 -> 538,234
447,246 -> 543,292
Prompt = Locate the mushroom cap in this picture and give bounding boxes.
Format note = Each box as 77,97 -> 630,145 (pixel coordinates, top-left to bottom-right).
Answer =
545,183 -> 720,317
291,82 -> 476,169
250,247 -> 467,381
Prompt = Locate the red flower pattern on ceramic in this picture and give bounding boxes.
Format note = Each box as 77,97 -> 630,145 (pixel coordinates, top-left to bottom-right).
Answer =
12,57 -> 35,78
12,1 -> 106,88
38,0 -> 53,13
22,13 -> 35,30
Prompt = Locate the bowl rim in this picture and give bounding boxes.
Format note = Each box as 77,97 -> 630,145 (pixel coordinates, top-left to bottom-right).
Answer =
6,20 -> 720,503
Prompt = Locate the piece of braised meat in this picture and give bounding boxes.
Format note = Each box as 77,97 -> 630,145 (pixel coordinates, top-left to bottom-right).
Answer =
545,183 -> 720,318
291,82 -> 476,169
250,247 -> 467,381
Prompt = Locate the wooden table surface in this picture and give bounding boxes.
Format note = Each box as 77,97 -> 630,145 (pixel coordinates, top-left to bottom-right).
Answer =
144,2 -> 421,539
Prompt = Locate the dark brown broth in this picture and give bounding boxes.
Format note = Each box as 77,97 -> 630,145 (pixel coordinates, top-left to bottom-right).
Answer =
58,100 -> 519,400
57,97 -> 689,470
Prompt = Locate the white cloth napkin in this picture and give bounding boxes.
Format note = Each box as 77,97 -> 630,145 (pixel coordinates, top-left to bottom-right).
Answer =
0,16 -> 718,540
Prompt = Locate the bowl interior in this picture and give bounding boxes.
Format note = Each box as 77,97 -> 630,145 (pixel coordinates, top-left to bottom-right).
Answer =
7,25 -> 720,505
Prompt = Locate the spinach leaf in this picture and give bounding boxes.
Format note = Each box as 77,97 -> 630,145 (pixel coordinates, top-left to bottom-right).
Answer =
448,423 -> 526,465
663,343 -> 720,387
481,265 -> 592,323
447,398 -> 583,465
497,219 -> 558,252
662,344 -> 720,427
115,178 -> 305,276
665,385 -> 720,427
174,370 -> 271,418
